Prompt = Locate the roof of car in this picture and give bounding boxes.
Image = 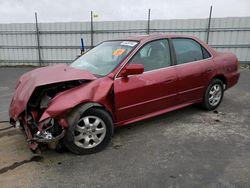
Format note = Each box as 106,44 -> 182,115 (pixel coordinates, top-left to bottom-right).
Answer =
111,34 -> 197,42
106,34 -> 216,56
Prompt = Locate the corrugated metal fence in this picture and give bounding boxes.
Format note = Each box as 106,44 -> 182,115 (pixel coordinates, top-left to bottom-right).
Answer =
0,17 -> 250,66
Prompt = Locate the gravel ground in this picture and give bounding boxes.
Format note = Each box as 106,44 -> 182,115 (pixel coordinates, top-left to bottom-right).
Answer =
0,67 -> 249,188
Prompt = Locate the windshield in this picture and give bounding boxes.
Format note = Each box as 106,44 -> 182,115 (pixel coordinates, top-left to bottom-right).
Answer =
70,40 -> 138,76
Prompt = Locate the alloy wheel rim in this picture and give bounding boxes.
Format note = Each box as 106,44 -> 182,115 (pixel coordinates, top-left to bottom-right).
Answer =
74,116 -> 106,149
208,84 -> 222,106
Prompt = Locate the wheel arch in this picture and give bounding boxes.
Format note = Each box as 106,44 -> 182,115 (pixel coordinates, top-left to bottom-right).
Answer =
212,74 -> 227,89
68,102 -> 115,123
64,102 -> 114,154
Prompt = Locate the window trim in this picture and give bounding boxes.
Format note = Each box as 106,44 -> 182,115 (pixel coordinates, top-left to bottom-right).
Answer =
201,46 -> 211,59
115,38 -> 173,78
170,37 -> 213,66
129,38 -> 173,69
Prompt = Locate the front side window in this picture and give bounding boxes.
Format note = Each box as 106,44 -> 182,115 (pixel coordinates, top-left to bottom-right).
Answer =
172,38 -> 211,64
130,39 -> 171,72
71,40 -> 138,76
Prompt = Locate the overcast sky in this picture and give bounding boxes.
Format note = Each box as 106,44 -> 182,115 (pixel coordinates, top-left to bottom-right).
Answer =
0,0 -> 249,23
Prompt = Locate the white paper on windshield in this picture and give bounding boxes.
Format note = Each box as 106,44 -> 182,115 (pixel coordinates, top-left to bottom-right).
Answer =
120,41 -> 137,47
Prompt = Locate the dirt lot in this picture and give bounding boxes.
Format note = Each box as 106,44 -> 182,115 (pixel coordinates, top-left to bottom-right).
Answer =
0,67 -> 249,188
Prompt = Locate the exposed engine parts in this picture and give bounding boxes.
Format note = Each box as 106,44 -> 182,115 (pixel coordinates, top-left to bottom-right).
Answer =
33,129 -> 65,143
17,80 -> 84,152
28,80 -> 85,112
35,130 -> 53,140
40,95 -> 51,109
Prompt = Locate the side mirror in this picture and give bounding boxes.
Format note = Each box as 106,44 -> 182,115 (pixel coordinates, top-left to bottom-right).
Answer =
119,64 -> 144,77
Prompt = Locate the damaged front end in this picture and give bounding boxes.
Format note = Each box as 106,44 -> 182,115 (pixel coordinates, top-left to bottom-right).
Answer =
9,64 -> 98,152
12,80 -> 87,152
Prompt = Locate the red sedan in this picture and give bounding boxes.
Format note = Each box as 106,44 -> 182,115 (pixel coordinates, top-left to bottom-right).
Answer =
9,34 -> 240,154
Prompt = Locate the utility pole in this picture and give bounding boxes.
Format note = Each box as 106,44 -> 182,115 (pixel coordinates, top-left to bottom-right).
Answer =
147,9 -> 151,35
206,6 -> 213,44
35,12 -> 42,66
90,11 -> 94,48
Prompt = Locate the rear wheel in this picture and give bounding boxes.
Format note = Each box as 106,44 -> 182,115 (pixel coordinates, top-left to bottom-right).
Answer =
202,79 -> 224,110
64,108 -> 113,155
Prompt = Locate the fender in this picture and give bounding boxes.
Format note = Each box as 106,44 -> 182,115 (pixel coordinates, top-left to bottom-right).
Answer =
63,102 -> 106,143
39,77 -> 115,122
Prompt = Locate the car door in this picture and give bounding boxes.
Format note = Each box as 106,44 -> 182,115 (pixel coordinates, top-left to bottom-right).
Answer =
114,39 -> 178,123
171,38 -> 213,104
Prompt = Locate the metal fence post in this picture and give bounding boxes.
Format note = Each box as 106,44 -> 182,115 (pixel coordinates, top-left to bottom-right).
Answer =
35,12 -> 42,66
90,11 -> 94,48
206,6 -> 213,44
147,9 -> 151,34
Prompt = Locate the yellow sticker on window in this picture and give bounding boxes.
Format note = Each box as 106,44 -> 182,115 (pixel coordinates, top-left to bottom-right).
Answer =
112,48 -> 126,56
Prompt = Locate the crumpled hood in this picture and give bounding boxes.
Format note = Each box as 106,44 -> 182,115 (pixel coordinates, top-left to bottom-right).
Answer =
9,64 -> 97,120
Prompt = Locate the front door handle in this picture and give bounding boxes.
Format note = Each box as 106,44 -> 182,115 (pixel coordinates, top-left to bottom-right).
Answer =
165,77 -> 176,84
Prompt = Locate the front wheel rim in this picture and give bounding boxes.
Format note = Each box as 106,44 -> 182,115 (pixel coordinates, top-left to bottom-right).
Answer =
208,84 -> 222,106
74,116 -> 106,149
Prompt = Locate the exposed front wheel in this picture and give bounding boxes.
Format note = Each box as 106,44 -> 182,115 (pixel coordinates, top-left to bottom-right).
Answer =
64,108 -> 113,155
202,79 -> 224,110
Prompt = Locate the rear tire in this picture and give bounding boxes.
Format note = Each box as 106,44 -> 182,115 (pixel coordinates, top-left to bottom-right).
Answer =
202,79 -> 224,111
63,108 -> 113,155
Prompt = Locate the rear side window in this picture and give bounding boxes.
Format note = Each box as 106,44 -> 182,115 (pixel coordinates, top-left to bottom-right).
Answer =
202,46 -> 211,59
172,38 -> 211,64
